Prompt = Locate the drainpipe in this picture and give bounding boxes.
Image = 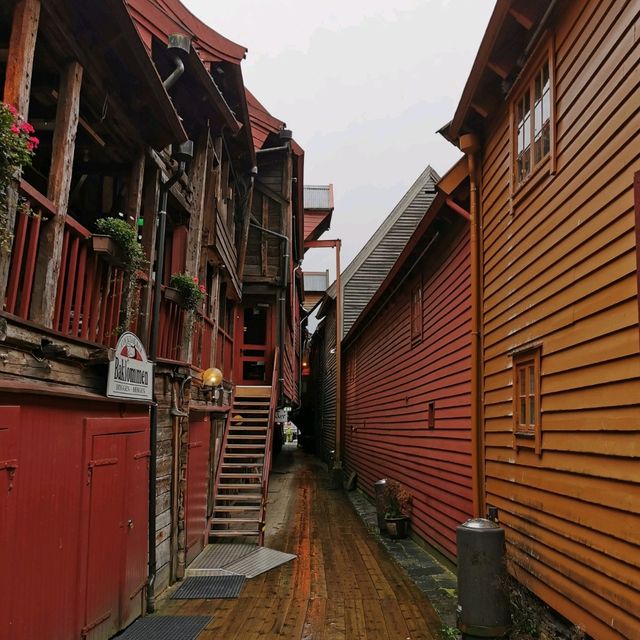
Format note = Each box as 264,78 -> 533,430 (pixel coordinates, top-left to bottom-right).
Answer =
249,217 -> 289,406
163,33 -> 191,90
459,132 -> 484,518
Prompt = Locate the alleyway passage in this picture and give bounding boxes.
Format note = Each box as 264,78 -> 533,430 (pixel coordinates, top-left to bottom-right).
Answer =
157,446 -> 444,639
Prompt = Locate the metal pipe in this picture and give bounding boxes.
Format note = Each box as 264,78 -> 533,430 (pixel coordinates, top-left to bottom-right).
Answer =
163,52 -> 185,90
147,160 -> 185,613
460,132 -> 484,518
446,197 -> 471,221
255,144 -> 290,155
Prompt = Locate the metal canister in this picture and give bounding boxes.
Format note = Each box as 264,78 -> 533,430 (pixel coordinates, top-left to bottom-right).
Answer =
374,479 -> 388,533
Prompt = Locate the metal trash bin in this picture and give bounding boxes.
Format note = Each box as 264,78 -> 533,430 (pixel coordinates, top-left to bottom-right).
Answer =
374,479 -> 388,533
456,518 -> 510,638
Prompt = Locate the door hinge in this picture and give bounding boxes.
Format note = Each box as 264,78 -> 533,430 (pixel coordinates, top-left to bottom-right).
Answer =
0,458 -> 18,490
80,610 -> 111,637
133,450 -> 151,460
87,457 -> 118,484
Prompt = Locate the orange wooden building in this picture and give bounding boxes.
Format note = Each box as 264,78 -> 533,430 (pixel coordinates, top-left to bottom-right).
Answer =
442,1 -> 640,637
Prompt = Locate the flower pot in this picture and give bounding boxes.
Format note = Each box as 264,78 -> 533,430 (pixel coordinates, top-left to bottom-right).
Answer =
385,516 -> 410,540
91,234 -> 124,267
164,286 -> 187,308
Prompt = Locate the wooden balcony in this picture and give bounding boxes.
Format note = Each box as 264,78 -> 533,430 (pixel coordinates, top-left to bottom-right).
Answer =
6,180 -> 126,347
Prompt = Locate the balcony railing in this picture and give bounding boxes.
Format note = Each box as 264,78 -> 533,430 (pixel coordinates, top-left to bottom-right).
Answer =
215,325 -> 233,379
6,180 -> 125,347
191,315 -> 214,370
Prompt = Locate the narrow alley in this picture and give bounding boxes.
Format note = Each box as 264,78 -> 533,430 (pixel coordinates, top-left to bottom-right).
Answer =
156,446 -> 445,639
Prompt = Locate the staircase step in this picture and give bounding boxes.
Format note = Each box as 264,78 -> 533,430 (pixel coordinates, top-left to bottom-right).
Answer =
231,417 -> 270,422
225,444 -> 268,450
229,409 -> 270,415
210,517 -> 260,524
234,401 -> 270,407
215,494 -> 262,502
221,463 -> 264,469
223,453 -> 265,459
229,427 -> 268,432
220,473 -> 262,479
214,505 -> 261,512
228,437 -> 267,443
209,530 -> 260,538
217,483 -> 262,490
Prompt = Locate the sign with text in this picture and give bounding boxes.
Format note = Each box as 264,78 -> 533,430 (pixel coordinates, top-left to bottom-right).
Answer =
107,331 -> 153,401
275,409 -> 288,424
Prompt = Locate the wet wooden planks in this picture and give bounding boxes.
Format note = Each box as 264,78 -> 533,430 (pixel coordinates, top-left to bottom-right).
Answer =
156,450 -> 441,639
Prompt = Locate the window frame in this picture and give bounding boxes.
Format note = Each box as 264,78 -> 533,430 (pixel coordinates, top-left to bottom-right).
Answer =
509,35 -> 556,203
512,346 -> 542,453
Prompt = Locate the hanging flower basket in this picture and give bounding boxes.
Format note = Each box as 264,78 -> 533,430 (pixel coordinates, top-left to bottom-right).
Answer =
169,272 -> 206,312
91,233 -> 125,267
164,285 -> 186,307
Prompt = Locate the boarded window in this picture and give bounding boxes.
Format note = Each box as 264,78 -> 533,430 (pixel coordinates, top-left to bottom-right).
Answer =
410,283 -> 422,345
512,346 -> 541,451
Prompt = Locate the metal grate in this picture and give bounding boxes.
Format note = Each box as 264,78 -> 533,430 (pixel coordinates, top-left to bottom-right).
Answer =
116,616 -> 211,640
223,547 -> 296,579
171,575 -> 246,599
186,543 -> 255,576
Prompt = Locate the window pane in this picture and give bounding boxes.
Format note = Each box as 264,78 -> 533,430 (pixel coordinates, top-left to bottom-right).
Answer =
529,365 -> 535,394
520,398 -> 526,425
519,369 -> 526,395
529,396 -> 536,426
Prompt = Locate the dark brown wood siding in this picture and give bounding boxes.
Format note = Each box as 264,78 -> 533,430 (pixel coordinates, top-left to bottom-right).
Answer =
479,1 -> 640,637
344,223 -> 472,559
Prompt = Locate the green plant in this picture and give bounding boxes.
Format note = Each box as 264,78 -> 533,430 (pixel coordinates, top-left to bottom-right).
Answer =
440,625 -> 460,640
0,102 -> 39,252
383,479 -> 412,518
94,216 -> 145,273
170,272 -> 206,312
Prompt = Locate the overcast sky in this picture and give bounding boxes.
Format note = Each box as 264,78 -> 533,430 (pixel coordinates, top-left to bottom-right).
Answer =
184,0 -> 495,277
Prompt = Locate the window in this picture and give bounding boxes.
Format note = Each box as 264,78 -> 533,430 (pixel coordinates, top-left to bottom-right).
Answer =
427,401 -> 436,430
410,282 -> 422,345
511,38 -> 555,192
512,346 -> 541,451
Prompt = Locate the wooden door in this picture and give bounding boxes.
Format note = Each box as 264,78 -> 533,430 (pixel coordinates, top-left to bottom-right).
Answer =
0,407 -> 20,639
236,302 -> 273,384
185,415 -> 211,565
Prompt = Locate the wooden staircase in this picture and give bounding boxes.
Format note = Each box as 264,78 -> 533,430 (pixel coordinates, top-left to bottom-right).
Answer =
209,379 -> 277,544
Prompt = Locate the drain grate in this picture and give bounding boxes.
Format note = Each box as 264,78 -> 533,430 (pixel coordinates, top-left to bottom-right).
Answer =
116,616 -> 210,640
223,547 -> 296,579
171,575 -> 246,599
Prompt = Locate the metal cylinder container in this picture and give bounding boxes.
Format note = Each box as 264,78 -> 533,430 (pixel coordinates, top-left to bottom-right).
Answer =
456,518 -> 510,638
374,479 -> 388,533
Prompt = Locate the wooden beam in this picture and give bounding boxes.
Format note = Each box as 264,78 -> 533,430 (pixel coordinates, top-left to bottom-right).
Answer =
509,6 -> 536,30
261,195 -> 268,277
471,102 -> 489,119
126,151 -> 146,227
184,133 -> 209,276
3,0 -> 40,116
487,59 -> 510,80
31,60 -> 83,327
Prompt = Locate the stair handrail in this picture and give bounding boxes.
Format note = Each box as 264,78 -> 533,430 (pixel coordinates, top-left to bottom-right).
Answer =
259,347 -> 280,545
210,385 -> 236,528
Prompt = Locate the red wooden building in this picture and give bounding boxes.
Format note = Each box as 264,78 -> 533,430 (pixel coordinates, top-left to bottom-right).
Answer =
342,161 -> 473,559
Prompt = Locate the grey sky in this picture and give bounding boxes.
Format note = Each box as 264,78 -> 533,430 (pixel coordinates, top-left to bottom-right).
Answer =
184,0 -> 495,277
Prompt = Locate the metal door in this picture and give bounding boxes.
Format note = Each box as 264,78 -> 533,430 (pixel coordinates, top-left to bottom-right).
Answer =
185,415 -> 211,565
0,407 -> 20,639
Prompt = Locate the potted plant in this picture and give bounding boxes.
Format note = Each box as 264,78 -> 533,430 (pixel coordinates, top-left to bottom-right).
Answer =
383,479 -> 412,539
168,272 -> 206,312
93,216 -> 145,273
0,102 -> 39,252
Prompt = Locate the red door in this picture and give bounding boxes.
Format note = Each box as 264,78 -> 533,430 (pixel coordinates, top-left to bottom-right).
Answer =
236,302 -> 273,384
0,407 -> 20,639
82,418 -> 149,640
185,415 -> 211,565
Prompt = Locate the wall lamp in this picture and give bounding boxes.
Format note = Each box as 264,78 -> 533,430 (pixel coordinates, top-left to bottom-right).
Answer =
201,367 -> 224,402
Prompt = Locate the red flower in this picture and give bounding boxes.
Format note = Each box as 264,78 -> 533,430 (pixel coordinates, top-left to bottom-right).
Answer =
193,276 -> 199,283
20,121 -> 34,134
10,124 -> 20,134
29,135 -> 39,148
199,285 -> 206,293
6,104 -> 17,116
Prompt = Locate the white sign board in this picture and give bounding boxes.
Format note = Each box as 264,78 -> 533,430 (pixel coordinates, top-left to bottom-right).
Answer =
275,409 -> 288,424
107,331 -> 153,401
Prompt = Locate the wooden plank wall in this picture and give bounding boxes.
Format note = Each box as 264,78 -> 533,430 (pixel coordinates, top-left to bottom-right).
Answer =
316,306 -> 338,462
343,224 -> 472,559
480,1 -> 640,637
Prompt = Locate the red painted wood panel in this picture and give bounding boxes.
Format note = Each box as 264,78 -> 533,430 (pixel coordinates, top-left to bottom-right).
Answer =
186,415 -> 211,565
343,225 -> 472,560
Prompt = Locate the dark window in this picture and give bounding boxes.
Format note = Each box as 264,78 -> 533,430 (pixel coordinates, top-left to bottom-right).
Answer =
410,283 -> 422,345
512,347 -> 541,451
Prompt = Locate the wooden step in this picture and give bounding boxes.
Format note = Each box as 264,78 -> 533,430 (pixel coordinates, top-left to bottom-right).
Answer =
235,386 -> 272,397
229,409 -> 270,415
209,530 -> 260,538
214,503 -> 261,510
231,416 -> 270,422
210,517 -> 260,524
223,453 -> 265,459
227,436 -> 267,442
215,494 -> 262,502
228,426 -> 268,432
225,444 -> 268,450
220,473 -> 262,479
233,401 -> 270,407
221,463 -> 264,469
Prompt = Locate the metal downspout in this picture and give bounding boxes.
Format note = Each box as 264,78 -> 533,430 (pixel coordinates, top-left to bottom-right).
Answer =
460,132 -> 484,518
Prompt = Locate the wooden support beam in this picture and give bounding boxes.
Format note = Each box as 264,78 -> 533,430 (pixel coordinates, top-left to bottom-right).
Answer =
3,0 -> 40,116
261,195 -> 268,277
509,6 -> 536,30
126,151 -> 146,227
31,61 -> 83,327
487,60 -> 510,80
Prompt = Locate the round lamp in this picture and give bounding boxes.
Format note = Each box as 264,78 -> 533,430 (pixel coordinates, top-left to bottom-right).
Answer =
202,367 -> 223,387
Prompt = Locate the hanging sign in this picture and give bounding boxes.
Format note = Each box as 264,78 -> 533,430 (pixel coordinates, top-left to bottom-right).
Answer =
107,331 -> 153,401
275,408 -> 288,424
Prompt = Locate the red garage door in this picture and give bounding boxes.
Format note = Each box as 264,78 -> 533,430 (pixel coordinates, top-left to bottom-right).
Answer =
186,414 -> 211,565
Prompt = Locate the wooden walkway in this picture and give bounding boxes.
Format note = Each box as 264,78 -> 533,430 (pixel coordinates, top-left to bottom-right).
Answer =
158,447 -> 442,639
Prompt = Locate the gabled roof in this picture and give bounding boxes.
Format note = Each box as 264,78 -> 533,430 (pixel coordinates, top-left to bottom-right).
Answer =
322,165 -> 440,335
245,88 -> 285,150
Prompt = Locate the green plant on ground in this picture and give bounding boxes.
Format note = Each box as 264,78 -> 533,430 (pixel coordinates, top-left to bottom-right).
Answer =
440,625 -> 460,640
169,272 -> 206,312
94,216 -> 145,273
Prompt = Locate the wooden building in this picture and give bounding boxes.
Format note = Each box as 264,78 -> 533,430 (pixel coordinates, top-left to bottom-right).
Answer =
310,166 -> 439,461
0,0 -> 304,637
342,160 -> 472,560
442,0 -> 640,637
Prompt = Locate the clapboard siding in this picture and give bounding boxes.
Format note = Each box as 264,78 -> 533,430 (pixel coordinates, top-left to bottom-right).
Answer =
344,222 -> 472,559
321,307 -> 337,462
479,0 -> 640,637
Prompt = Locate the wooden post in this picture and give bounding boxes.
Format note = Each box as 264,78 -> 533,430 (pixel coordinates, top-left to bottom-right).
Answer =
126,151 -> 146,227
31,61 -> 83,327
0,0 -> 41,307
